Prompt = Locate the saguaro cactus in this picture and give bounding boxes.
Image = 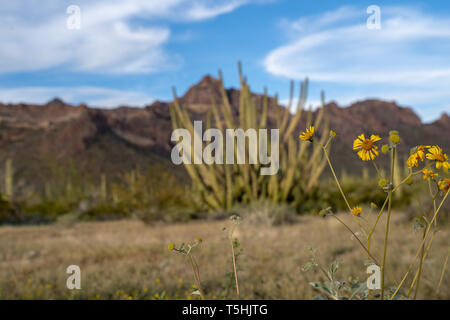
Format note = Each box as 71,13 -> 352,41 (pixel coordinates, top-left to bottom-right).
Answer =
169,64 -> 328,210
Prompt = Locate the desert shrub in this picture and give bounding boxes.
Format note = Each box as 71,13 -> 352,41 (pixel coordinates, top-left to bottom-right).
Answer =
0,194 -> 24,224
135,206 -> 201,224
78,202 -> 130,221
8,163 -> 194,224
294,175 -> 418,215
231,200 -> 297,226
21,200 -> 73,222
110,165 -> 193,223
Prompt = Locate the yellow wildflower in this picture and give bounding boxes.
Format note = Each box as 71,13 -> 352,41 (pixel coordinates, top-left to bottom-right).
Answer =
438,179 -> 450,193
407,145 -> 429,168
416,145 -> 428,161
330,130 -> 337,138
195,237 -> 202,243
353,134 -> 381,161
299,126 -> 315,141
422,169 -> 437,180
406,154 -> 419,168
168,242 -> 175,251
427,146 -> 450,172
351,206 -> 362,216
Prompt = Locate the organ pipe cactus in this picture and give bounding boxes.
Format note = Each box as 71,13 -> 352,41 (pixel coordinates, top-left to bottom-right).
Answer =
169,63 -> 328,210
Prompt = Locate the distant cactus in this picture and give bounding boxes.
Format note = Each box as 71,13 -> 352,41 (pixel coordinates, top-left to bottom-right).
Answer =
169,63 -> 328,210
100,174 -> 107,202
44,182 -> 52,200
5,158 -> 13,202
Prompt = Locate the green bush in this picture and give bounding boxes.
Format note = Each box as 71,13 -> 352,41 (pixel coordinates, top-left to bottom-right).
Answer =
110,165 -> 193,222
294,176 -> 418,215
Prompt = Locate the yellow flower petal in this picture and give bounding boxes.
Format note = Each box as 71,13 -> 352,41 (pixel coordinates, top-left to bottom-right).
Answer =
370,134 -> 381,143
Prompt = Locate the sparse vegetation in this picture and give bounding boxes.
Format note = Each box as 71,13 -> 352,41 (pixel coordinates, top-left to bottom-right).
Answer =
0,213 -> 448,300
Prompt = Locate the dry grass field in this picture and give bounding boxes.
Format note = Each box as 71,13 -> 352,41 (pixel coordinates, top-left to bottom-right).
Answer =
0,211 -> 448,300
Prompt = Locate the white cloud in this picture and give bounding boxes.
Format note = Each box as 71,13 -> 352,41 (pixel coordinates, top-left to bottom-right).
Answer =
265,7 -> 450,84
0,0 -> 249,74
184,0 -> 249,21
265,6 -> 450,121
281,6 -> 360,35
0,86 -> 155,108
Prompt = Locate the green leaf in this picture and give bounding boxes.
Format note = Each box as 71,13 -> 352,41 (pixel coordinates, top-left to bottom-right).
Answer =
328,260 -> 340,279
302,261 -> 314,272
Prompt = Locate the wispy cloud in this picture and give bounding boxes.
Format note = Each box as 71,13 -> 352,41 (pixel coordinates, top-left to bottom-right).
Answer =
183,0 -> 250,21
265,6 -> 450,120
0,0 -> 250,74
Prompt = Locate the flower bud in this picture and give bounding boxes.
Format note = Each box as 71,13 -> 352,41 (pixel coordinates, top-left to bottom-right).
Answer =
381,144 -> 389,154
389,133 -> 400,144
378,178 -> 387,188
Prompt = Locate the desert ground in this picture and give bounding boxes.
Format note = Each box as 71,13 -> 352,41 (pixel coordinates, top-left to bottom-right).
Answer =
0,211 -> 448,300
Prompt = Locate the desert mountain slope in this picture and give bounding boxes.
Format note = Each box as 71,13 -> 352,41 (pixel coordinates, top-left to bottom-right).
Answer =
0,76 -> 448,197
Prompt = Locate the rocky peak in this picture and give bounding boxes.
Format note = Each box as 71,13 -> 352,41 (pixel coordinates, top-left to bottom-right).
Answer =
45,97 -> 66,107
180,75 -> 222,107
435,113 -> 450,125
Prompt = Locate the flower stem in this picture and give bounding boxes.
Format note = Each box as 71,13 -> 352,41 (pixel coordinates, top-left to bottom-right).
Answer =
322,146 -> 352,211
371,160 -> 382,179
188,254 -> 205,300
381,146 -> 396,299
229,236 -> 240,298
390,188 -> 449,299
367,195 -> 388,299
407,190 -> 440,298
407,229 -> 436,298
435,247 -> 450,297
332,214 -> 381,266
413,227 -> 426,299
428,180 -> 437,227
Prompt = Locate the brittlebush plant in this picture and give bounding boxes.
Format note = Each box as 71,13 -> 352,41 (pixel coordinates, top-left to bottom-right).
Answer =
168,237 -> 206,300
299,127 -> 450,299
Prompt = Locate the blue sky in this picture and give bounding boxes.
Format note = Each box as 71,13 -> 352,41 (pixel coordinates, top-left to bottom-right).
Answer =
0,0 -> 449,122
